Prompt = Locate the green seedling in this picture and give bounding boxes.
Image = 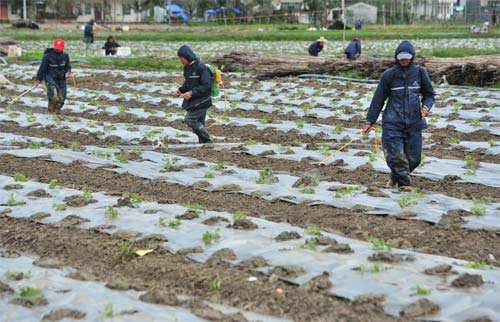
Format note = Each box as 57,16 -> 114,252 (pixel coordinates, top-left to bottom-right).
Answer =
53,143 -> 64,150
202,229 -> 221,245
295,119 -> 305,129
53,203 -> 67,211
256,166 -> 274,184
470,206 -> 486,216
146,129 -> 162,139
162,155 -> 179,171
28,141 -> 41,149
69,141 -> 82,151
292,139 -> 303,146
210,278 -> 221,291
48,179 -> 58,189
464,155 -> 478,176
130,148 -> 142,158
128,193 -> 142,206
168,218 -> 182,229
367,152 -> 377,163
300,185 -> 315,194
367,235 -> 394,251
448,137 -> 460,145
103,125 -> 117,133
398,189 -> 424,208
468,119 -> 481,127
318,143 -> 333,156
232,211 -> 248,222
488,139 -> 497,147
8,112 -> 20,119
102,303 -> 115,318
243,138 -> 256,146
7,194 -> 26,206
305,238 -> 317,250
411,285 -> 431,296
4,271 -> 32,281
14,172 -> 28,182
428,114 -> 439,124
114,154 -> 128,164
18,286 -> 43,298
452,103 -> 462,113
464,260 -> 491,270
185,203 -> 204,214
355,264 -> 387,274
105,206 -> 118,219
83,188 -> 93,201
26,113 -> 36,123
305,225 -> 321,236
158,216 -> 167,227
333,123 -> 345,135
334,185 -> 362,199
211,162 -> 225,171
117,241 -> 135,260
204,171 -> 215,179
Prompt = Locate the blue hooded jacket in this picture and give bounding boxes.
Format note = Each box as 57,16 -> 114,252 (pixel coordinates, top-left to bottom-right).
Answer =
366,41 -> 435,128
344,39 -> 361,60
177,45 -> 212,111
36,48 -> 71,82
308,41 -> 323,57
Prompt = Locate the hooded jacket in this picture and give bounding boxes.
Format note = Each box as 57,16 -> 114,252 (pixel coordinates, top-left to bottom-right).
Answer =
344,39 -> 361,60
308,41 -> 323,57
366,41 -> 435,128
36,48 -> 71,82
84,20 -> 94,38
177,45 -> 212,111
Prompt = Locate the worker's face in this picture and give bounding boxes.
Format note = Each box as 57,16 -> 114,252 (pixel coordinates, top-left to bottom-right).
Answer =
399,59 -> 411,67
179,57 -> 189,66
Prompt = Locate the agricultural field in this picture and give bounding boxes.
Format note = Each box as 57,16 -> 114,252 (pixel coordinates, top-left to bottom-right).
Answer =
14,37 -> 500,60
0,38 -> 500,321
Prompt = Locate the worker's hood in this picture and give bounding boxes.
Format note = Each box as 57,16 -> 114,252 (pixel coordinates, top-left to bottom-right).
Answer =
177,45 -> 198,63
394,40 -> 416,63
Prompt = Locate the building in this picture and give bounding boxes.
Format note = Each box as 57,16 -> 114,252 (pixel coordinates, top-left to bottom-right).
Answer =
0,0 -> 21,21
346,2 -> 377,23
75,1 -> 146,23
413,0 -> 456,20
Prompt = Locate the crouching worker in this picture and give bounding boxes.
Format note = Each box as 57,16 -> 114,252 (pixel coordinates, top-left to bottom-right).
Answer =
362,41 -> 435,187
308,36 -> 327,57
171,45 -> 212,143
35,38 -> 71,114
345,38 -> 361,61
103,36 -> 120,56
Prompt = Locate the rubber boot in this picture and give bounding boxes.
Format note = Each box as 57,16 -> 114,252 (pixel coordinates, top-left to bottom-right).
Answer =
48,100 -> 56,113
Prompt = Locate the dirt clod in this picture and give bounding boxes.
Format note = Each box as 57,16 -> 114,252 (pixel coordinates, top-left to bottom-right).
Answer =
10,296 -> 48,308
300,272 -> 332,292
368,252 -> 415,263
33,257 -> 65,269
237,256 -> 268,269
203,216 -> 230,226
399,298 -> 440,318
30,212 -> 51,221
275,231 -> 302,241
272,265 -> 306,278
42,308 -> 86,321
63,195 -> 97,207
423,264 -> 457,276
26,189 -> 51,198
0,281 -> 14,293
55,215 -> 90,227
230,219 -> 258,230
176,211 -> 199,220
451,273 -> 484,288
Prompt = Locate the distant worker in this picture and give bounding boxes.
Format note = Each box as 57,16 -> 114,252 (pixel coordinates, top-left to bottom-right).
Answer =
84,19 -> 95,50
35,38 -> 72,114
344,38 -> 362,61
362,41 -> 435,188
102,36 -> 120,56
171,45 -> 212,144
308,36 -> 327,57
355,19 -> 363,30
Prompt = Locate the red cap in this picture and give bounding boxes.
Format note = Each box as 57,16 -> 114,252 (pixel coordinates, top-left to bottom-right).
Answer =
53,38 -> 65,52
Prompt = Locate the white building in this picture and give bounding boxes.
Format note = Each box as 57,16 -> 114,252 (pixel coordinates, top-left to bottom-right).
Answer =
75,1 -> 146,23
347,2 -> 377,23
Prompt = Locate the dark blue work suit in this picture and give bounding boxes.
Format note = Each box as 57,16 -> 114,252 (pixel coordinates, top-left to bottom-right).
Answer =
177,45 -> 212,143
308,41 -> 324,57
345,39 -> 361,61
36,48 -> 71,113
366,41 -> 435,186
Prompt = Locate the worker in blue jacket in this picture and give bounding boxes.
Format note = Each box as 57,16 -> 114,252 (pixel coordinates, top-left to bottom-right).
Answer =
362,41 -> 435,187
344,38 -> 362,61
308,37 -> 327,57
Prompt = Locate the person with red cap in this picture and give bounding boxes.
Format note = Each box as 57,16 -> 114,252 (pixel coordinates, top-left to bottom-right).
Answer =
35,38 -> 72,113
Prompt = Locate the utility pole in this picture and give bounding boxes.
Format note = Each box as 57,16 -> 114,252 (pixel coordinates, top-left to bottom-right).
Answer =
342,0 -> 346,42
23,0 -> 27,20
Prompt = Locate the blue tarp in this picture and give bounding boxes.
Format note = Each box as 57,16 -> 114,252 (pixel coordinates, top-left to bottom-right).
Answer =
167,3 -> 189,22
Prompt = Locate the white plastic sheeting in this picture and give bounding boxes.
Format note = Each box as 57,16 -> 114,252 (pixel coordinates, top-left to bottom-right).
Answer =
1,175 -> 499,321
